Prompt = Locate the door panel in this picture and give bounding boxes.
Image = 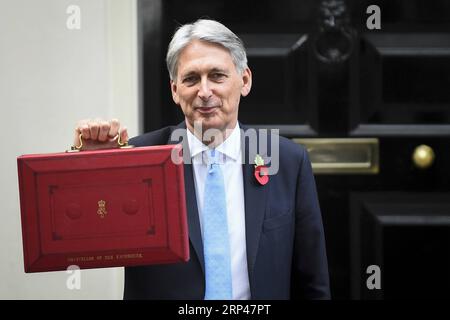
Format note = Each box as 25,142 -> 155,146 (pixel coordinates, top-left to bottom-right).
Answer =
351,193 -> 450,299
355,33 -> 450,130
239,33 -> 310,126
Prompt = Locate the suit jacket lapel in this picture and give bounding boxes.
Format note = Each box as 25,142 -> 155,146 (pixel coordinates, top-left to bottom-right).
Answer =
240,124 -> 269,287
167,122 -> 204,273
166,122 -> 270,282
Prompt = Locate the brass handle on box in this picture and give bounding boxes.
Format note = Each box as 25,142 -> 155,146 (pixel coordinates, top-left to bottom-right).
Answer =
69,133 -> 130,152
412,144 -> 435,169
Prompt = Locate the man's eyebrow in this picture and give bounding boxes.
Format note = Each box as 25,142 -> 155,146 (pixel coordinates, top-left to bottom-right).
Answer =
180,68 -> 229,79
210,68 -> 229,74
180,71 -> 198,79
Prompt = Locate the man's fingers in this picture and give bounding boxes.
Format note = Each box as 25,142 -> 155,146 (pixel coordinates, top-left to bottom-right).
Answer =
73,118 -> 127,150
108,119 -> 120,138
80,125 -> 90,140
120,127 -> 129,144
98,121 -> 110,142
73,124 -> 90,146
89,121 -> 100,140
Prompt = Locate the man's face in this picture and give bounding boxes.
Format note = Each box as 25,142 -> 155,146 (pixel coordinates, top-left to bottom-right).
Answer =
171,40 -> 252,138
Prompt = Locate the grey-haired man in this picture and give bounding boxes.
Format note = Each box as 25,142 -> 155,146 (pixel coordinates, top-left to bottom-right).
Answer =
74,19 -> 330,300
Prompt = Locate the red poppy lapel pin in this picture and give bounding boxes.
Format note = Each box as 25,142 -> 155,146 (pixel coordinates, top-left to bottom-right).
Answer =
254,154 -> 269,186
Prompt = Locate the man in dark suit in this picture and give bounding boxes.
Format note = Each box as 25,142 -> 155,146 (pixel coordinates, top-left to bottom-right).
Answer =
74,19 -> 330,299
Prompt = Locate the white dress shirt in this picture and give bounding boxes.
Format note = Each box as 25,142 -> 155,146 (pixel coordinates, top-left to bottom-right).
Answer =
187,123 -> 251,300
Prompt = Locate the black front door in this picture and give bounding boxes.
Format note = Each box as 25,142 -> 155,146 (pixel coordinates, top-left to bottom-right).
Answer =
138,0 -> 450,299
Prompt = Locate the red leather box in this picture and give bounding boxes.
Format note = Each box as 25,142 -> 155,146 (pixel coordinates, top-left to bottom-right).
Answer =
17,145 -> 189,273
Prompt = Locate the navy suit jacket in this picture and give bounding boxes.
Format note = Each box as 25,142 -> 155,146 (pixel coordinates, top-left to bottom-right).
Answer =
123,122 -> 330,299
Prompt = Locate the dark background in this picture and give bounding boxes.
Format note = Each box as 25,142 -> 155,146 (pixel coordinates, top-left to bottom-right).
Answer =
138,0 -> 450,299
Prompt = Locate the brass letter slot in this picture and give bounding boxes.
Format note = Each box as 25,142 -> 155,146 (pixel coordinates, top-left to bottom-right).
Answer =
292,138 -> 379,174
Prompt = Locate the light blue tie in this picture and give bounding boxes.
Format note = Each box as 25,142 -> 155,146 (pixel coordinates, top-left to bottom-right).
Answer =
202,148 -> 233,300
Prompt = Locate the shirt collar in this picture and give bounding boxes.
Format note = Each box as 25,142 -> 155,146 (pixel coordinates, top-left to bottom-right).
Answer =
186,126 -> 208,158
186,123 -> 241,161
216,123 -> 241,161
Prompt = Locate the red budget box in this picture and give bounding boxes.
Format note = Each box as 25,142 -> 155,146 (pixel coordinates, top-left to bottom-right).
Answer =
17,145 -> 189,273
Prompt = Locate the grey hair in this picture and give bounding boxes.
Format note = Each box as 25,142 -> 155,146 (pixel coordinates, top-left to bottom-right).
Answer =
166,19 -> 248,81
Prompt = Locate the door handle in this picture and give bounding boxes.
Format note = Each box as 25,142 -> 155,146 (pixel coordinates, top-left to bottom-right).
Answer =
412,144 -> 435,169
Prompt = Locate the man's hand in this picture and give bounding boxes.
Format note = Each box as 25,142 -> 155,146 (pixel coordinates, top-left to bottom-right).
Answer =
73,119 -> 129,150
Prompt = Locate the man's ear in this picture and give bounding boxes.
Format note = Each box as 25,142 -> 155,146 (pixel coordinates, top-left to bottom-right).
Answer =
240,67 -> 252,97
171,80 -> 180,105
